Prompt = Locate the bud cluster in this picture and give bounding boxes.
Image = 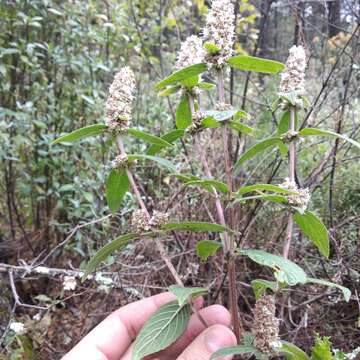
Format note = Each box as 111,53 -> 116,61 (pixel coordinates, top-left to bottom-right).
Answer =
280,130 -> 302,143
215,101 -> 232,111
111,154 -> 132,171
279,177 -> 311,211
105,67 -> 136,133
252,294 -> 281,356
187,111 -> 206,135
279,45 -> 306,95
131,209 -> 169,233
202,0 -> 235,69
175,35 -> 205,70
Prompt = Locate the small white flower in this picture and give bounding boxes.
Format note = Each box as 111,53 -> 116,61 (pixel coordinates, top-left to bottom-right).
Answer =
10,322 -> 26,335
203,0 -> 235,68
175,35 -> 205,70
95,272 -> 113,286
279,45 -> 307,95
63,276 -> 77,291
279,177 -> 311,211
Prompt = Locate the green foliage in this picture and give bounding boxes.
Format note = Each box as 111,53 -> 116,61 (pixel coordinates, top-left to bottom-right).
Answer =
237,183 -> 297,196
183,178 -> 229,194
52,124 -> 108,144
127,154 -> 176,172
210,345 -> 259,359
155,63 -> 207,89
128,128 -> 173,147
106,170 -> 130,212
281,341 -> 310,360
306,278 -> 351,302
196,240 -> 222,261
168,285 -> 207,306
293,211 -> 329,258
146,129 -> 184,155
251,279 -> 279,299
132,301 -> 190,360
162,221 -> 230,233
311,335 -> 333,360
176,95 -> 192,129
227,55 -> 285,73
239,249 -> 307,285
82,233 -> 139,281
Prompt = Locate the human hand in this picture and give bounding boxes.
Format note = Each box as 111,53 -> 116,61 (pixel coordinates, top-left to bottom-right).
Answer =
62,292 -> 236,360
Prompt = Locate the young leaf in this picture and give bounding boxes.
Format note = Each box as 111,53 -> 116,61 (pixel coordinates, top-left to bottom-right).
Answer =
204,41 -> 221,54
162,221 -> 230,233
228,120 -> 254,135
227,55 -> 285,74
127,154 -> 177,172
237,183 -> 297,196
168,285 -> 208,306
251,279 -> 279,299
298,128 -> 360,150
238,249 -> 307,285
132,301 -> 190,360
196,240 -> 222,261
155,63 -> 207,89
184,179 -> 229,194
128,128 -> 172,147
146,129 -> 185,155
82,233 -> 138,281
210,345 -> 259,360
311,335 -> 333,360
280,341 -> 310,360
293,210 -> 329,258
306,277 -> 351,302
106,170 -> 130,212
52,124 -> 107,144
234,137 -> 283,169
176,95 -> 192,129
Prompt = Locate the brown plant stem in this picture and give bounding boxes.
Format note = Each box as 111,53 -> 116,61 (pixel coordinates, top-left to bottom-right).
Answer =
115,135 -> 207,327
217,69 -> 243,342
282,105 -> 296,259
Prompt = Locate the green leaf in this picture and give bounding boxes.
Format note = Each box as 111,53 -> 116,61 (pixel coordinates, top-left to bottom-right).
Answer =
162,221 -> 230,233
251,279 -> 279,299
239,249 -> 307,285
201,116 -> 220,128
203,108 -> 238,122
106,170 -> 130,212
237,183 -> 297,196
311,335 -> 333,360
210,345 -> 259,359
132,301 -> 190,360
128,154 -> 176,172
306,277 -> 351,302
158,85 -> 181,97
52,124 -> 107,144
176,95 -> 192,129
128,128 -> 172,147
82,233 -> 138,281
233,193 -> 288,204
280,341 -> 310,360
293,211 -> 329,258
184,179 -> 229,194
198,82 -> 215,90
299,128 -> 360,150
147,129 -> 185,155
204,42 -> 221,54
227,55 -> 285,74
155,63 -> 207,89
196,240 -> 222,261
234,137 -> 283,169
168,285 -> 208,306
228,120 -> 254,135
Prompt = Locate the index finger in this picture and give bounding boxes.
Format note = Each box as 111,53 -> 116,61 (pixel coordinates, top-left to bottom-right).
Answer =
62,292 -> 176,360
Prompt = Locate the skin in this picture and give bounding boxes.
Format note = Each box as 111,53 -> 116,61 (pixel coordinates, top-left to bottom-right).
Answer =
62,292 -> 236,360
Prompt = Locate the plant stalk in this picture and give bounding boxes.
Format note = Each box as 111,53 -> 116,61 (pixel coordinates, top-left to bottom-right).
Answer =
115,135 -> 208,327
217,69 -> 243,342
282,105 -> 296,259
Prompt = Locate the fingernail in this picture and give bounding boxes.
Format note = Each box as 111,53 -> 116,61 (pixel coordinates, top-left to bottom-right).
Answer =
204,326 -> 234,353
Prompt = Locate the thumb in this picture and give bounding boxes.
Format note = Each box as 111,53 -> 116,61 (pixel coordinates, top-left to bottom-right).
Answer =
176,324 -> 237,360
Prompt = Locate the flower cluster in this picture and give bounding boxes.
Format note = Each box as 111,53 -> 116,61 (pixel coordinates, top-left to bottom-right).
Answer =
215,101 -> 233,111
111,154 -> 132,171
9,322 -> 26,335
131,209 -> 169,233
105,67 -> 136,132
279,45 -> 306,95
63,275 -> 77,291
202,0 -> 235,68
279,177 -> 311,211
280,130 -> 302,143
175,35 -> 205,70
187,111 -> 206,135
252,294 -> 281,356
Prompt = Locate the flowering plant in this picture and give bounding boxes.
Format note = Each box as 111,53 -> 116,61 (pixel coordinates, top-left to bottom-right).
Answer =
52,0 -> 360,358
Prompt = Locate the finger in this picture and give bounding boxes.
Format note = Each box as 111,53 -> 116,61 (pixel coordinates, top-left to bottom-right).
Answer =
62,292 -> 189,360
121,305 -> 232,360
176,324 -> 237,360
